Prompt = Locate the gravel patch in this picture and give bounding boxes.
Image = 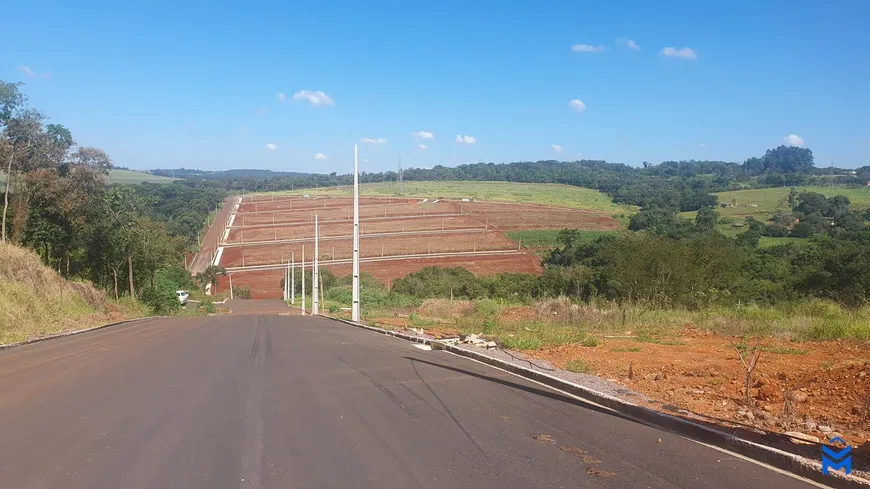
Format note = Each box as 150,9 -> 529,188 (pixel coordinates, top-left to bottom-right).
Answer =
452,344 -> 653,403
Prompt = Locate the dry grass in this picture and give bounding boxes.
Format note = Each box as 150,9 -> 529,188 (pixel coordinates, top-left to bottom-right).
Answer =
0,242 -> 146,345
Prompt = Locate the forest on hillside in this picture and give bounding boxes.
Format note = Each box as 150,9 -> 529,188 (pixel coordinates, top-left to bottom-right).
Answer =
1,80 -> 227,314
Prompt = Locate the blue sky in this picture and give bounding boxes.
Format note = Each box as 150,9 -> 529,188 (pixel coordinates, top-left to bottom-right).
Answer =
3,0 -> 869,173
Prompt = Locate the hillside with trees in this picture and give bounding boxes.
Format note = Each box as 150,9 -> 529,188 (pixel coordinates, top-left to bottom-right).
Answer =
1,80 -> 226,319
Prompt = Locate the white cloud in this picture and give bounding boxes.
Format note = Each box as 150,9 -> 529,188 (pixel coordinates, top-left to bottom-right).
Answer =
292,89 -> 334,106
784,134 -> 805,147
568,99 -> 586,112
412,130 -> 434,140
314,152 -> 328,160
361,137 -> 387,144
277,92 -> 286,102
552,144 -> 563,152
417,144 -> 428,151
455,134 -> 477,144
660,47 -> 697,60
18,65 -> 51,79
265,143 -> 278,151
572,44 -> 605,53
617,38 -> 640,50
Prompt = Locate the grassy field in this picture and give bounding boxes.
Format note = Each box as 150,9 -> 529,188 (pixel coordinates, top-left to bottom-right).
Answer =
682,185 -> 870,222
0,169 -> 177,185
506,229 -> 617,248
267,181 -> 636,213
106,169 -> 178,184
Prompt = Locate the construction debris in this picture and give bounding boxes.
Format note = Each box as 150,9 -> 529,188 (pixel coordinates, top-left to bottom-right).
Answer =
438,333 -> 498,349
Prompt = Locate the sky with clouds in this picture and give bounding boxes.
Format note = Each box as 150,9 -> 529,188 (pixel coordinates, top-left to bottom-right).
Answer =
2,0 -> 869,173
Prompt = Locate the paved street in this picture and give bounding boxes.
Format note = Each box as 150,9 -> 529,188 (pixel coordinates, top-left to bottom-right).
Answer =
0,314 -> 821,488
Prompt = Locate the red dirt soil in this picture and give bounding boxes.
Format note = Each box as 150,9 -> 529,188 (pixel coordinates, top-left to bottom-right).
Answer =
213,254 -> 543,298
220,231 -> 517,267
226,215 -> 482,243
522,328 -> 870,449
213,195 -> 618,298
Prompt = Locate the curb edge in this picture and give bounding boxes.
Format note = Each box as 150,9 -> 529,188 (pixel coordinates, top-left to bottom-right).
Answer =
324,315 -> 867,489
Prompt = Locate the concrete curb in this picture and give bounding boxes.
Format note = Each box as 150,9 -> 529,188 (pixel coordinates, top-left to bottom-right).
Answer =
325,315 -> 867,489
0,316 -> 166,351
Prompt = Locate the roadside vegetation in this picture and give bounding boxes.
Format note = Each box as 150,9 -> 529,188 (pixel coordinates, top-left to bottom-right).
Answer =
0,81 -> 228,343
0,241 -> 148,344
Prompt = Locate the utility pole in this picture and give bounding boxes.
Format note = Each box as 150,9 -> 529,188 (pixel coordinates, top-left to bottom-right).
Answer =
301,245 -> 306,315
397,153 -> 404,195
291,252 -> 295,305
352,144 -> 361,322
313,214 -> 320,315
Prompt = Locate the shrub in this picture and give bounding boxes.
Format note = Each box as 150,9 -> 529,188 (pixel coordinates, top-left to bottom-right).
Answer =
232,286 -> 251,299
140,280 -> 181,315
474,299 -> 500,318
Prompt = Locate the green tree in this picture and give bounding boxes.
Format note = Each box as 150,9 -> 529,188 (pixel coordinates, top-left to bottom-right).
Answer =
694,206 -> 719,232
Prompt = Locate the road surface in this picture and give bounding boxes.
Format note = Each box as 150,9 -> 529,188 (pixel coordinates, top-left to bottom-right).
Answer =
0,314 -> 821,488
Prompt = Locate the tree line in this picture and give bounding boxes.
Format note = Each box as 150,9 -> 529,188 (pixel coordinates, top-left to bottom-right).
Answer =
1,80 -> 226,313
154,145 -> 869,213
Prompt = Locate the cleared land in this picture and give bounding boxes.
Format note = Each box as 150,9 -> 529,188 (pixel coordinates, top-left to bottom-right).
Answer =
213,254 -> 541,299
266,181 -> 635,213
212,191 -> 621,298
350,298 -> 870,463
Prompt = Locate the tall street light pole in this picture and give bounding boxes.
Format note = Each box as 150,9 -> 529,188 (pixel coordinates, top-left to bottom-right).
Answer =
352,144 -> 361,322
313,214 -> 320,315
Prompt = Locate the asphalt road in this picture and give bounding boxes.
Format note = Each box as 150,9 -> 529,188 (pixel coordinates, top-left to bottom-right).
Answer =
0,315 -> 822,489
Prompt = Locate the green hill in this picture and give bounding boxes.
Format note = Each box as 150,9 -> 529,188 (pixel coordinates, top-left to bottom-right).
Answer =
266,181 -> 635,213
683,185 -> 870,221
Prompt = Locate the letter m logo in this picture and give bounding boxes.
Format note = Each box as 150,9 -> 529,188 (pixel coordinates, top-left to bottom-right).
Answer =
822,438 -> 852,476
